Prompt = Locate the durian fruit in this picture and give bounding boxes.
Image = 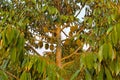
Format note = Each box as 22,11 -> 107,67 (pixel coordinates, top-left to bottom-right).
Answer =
76,39 -> 81,46
38,41 -> 43,48
34,43 -> 38,48
64,39 -> 70,46
70,26 -> 78,32
50,44 -> 54,50
45,43 -> 49,49
43,27 -> 49,32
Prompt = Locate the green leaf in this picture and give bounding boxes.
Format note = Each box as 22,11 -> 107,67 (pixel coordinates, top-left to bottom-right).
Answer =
85,53 -> 97,69
106,26 -> 113,35
115,58 -> 120,75
105,67 -> 112,80
27,56 -> 37,71
20,71 -> 27,80
60,15 -> 69,22
116,23 -> 120,40
70,70 -> 80,80
111,14 -> 117,21
98,45 -> 103,62
111,26 -> 118,45
10,47 -> 17,62
97,68 -> 103,80
1,31 -> 8,47
26,72 -> 31,80
108,43 -> 114,60
102,43 -> 109,60
0,70 -> 8,80
5,27 -> 14,44
41,6 -> 48,12
109,61 -> 115,75
17,32 -> 25,53
85,69 -> 92,80
31,0 -> 36,4
98,42 -> 114,62
1,59 -> 9,69
80,54 -> 86,69
41,60 -> 46,72
48,6 -> 58,15
69,15 -> 74,21
37,62 -> 42,73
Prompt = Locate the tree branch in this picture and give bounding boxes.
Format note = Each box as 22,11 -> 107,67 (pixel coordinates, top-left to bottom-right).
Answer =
61,30 -> 69,37
5,70 -> 19,80
75,1 -> 86,17
62,25 -> 85,42
61,46 -> 81,61
25,43 -> 42,57
62,60 -> 74,68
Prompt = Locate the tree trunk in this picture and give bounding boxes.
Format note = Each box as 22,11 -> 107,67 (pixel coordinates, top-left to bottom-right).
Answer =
56,26 -> 62,68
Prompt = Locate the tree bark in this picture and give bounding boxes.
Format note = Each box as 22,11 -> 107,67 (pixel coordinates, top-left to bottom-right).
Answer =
56,26 -> 62,68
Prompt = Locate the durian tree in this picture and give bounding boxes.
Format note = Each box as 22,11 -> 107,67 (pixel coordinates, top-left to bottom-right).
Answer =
0,0 -> 120,80
0,0 -> 85,79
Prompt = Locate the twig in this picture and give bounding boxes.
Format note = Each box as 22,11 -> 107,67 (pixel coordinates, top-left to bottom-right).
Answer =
61,30 -> 69,37
62,60 -> 74,68
25,43 -> 42,57
62,25 -> 85,42
75,2 -> 86,17
5,70 -> 19,80
75,7 -> 84,18
61,46 -> 81,61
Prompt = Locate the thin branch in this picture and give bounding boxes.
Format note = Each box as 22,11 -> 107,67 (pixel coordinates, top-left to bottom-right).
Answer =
75,2 -> 86,17
61,46 -> 81,61
62,25 -> 85,42
62,60 -> 74,68
5,70 -> 19,80
25,43 -> 42,57
75,7 -> 84,18
61,30 -> 69,37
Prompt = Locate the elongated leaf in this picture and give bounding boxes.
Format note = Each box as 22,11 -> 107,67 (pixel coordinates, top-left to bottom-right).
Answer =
111,26 -> 118,45
0,70 -> 8,80
97,68 -> 103,80
10,47 -> 17,62
85,69 -> 92,80
20,71 -> 27,80
80,54 -> 86,69
1,59 -> 9,69
70,70 -> 80,80
103,43 -> 109,60
37,62 -> 42,73
26,72 -> 31,80
105,67 -> 112,80
116,23 -> 120,40
98,45 -> 103,62
41,60 -> 46,73
27,56 -> 37,71
41,6 -> 48,12
115,58 -> 120,75
1,31 -> 8,47
85,53 -> 97,69
108,43 -> 114,60
106,26 -> 113,35
109,61 -> 115,75
5,27 -> 14,44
